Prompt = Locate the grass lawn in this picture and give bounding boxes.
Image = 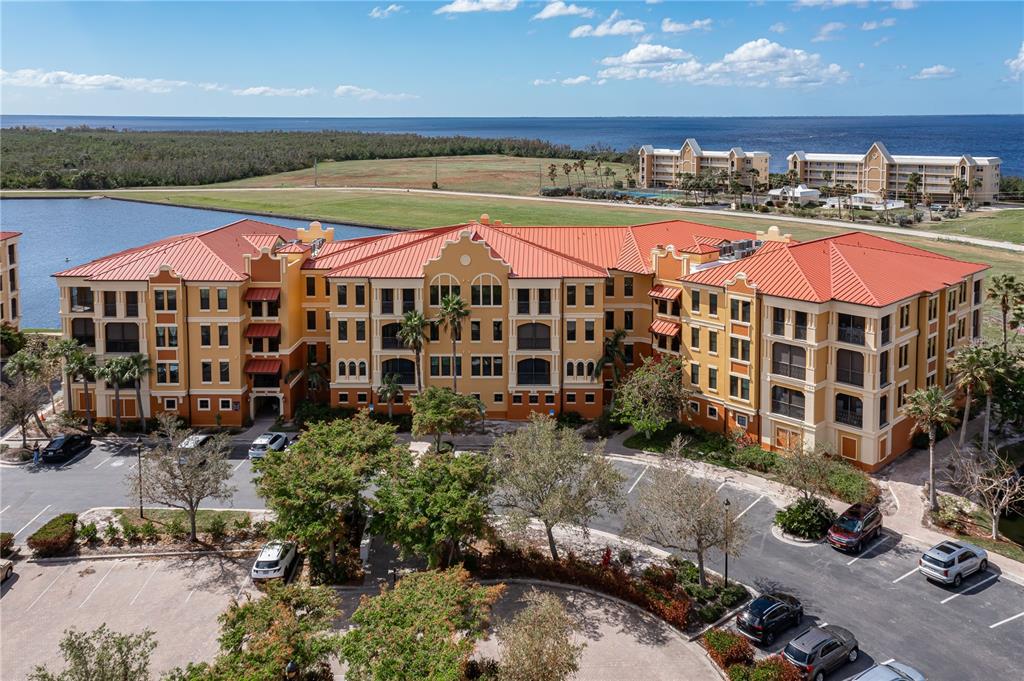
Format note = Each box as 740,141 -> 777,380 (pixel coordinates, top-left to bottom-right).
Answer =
927,208 -> 1024,244
623,422 -> 739,470
215,154 -> 633,197
113,508 -> 251,532
955,509 -> 1024,564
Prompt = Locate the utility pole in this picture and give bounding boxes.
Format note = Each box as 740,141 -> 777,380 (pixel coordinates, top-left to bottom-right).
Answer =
314,158 -> 318,188
434,158 -> 438,187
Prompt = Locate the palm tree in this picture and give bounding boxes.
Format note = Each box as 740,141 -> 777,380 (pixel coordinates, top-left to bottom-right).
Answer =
547,163 -> 558,186
923,193 -> 933,220
4,349 -> 52,439
970,177 -> 983,209
905,172 -> 922,211
901,386 -> 958,512
97,356 -> 133,434
438,293 -> 469,392
398,310 -> 428,393
977,346 -> 1007,457
844,183 -> 855,220
821,169 -> 833,200
624,166 -> 635,188
949,344 -> 988,448
577,159 -> 587,187
593,329 -> 627,409
987,274 -> 1023,352
47,337 -> 85,413
748,168 -> 760,207
562,163 -> 572,188
378,373 -> 402,419
122,353 -> 152,433
66,350 -> 97,434
302,360 -> 329,397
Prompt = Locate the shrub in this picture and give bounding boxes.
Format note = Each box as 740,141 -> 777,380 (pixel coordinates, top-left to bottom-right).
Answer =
672,559 -> 700,585
27,513 -> 78,556
750,656 -> 803,681
685,583 -> 718,602
775,497 -> 836,540
930,216 -> 942,222
103,522 -> 121,542
121,522 -> 140,543
617,548 -> 634,566
166,516 -> 188,541
431,181 -> 438,190
233,514 -> 253,535
252,519 -> 271,538
294,402 -> 356,429
733,446 -> 778,473
556,410 -> 586,429
699,603 -> 726,623
79,522 -> 99,543
826,462 -> 877,504
935,495 -> 969,532
539,186 -> 572,197
369,411 -> 413,432
729,665 -> 752,681
207,514 -> 229,541
703,628 -> 754,669
720,584 -> 749,608
140,521 -> 159,542
0,531 -> 14,556
897,216 -> 913,227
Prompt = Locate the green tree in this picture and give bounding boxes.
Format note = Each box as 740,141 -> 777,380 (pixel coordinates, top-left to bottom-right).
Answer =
0,321 -> 27,357
592,328 -> 627,409
748,168 -> 761,207
398,310 -> 428,393
438,293 -> 469,392
411,386 -> 481,452
95,355 -> 134,434
46,338 -> 85,411
775,442 -> 835,502
612,355 -> 689,441
988,274 -> 1024,352
949,344 -> 987,448
905,171 -> 922,208
65,350 -> 97,434
901,387 -> 958,512
490,413 -> 623,560
29,625 -> 157,681
339,568 -> 504,681
377,373 -> 402,419
302,360 -> 329,398
547,163 -> 558,186
122,353 -> 151,433
371,448 -> 494,567
497,589 -> 584,681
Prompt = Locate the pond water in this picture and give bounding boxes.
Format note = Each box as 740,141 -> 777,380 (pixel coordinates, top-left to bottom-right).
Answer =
0,198 -> 391,329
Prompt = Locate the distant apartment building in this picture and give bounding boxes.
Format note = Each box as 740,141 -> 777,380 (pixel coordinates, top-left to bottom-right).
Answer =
0,231 -> 21,330
54,216 -> 986,471
639,139 -> 770,189
788,141 -> 1001,203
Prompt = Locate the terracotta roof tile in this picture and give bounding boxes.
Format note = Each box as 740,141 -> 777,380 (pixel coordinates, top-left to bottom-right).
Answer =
650,319 -> 681,336
0,231 -> 22,240
244,358 -> 282,374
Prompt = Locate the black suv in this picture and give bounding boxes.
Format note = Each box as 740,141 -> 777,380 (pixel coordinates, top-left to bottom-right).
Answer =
40,434 -> 92,463
827,503 -> 882,553
735,592 -> 803,645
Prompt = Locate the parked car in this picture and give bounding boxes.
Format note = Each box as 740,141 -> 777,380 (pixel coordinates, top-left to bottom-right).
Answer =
0,558 -> 13,582
850,662 -> 926,681
248,432 -> 289,460
735,592 -> 803,645
827,503 -> 883,553
918,540 -> 988,587
782,625 -> 859,681
40,434 -> 92,463
250,541 -> 296,581
176,434 -> 213,466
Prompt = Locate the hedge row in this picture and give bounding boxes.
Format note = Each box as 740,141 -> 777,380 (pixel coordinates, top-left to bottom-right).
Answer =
703,628 -> 802,681
27,513 -> 78,557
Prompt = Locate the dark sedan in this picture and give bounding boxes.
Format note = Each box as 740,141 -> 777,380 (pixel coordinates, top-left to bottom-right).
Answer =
40,434 -> 92,463
735,592 -> 803,645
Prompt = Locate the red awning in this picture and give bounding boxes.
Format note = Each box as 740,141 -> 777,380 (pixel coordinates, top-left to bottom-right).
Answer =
648,284 -> 682,301
245,323 -> 281,339
245,287 -> 281,302
649,319 -> 681,337
244,359 -> 282,374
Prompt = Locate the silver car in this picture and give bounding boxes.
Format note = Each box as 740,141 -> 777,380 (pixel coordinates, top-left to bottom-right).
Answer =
918,540 -> 988,587
782,625 -> 859,681
851,662 -> 926,681
248,432 -> 289,460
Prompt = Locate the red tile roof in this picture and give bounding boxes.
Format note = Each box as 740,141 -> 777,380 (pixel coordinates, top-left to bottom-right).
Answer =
650,319 -> 681,336
0,231 -> 22,240
649,284 -> 682,300
244,358 -> 282,374
683,232 -> 988,307
244,287 -> 281,302
245,323 -> 281,339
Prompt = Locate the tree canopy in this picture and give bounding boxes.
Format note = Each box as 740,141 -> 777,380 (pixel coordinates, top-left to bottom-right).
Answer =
29,624 -> 157,681
612,356 -> 689,440
411,387 -> 481,452
496,589 -> 584,681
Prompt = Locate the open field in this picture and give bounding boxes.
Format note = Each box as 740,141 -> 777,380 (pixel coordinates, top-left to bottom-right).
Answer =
216,154 -> 632,197
928,208 -> 1024,243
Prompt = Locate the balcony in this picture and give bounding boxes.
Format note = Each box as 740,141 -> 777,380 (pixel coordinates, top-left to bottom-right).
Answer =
836,368 -> 864,387
70,288 -> 94,314
381,336 -> 403,350
837,327 -> 865,345
771,401 -> 805,420
772,362 -> 806,381
835,408 -> 863,428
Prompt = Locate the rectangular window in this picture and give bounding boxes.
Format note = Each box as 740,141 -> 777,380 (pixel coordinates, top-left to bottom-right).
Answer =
125,291 -> 139,317
771,385 -> 805,420
163,398 -> 177,410
773,307 -> 786,336
794,311 -> 808,340
897,383 -> 907,407
624,277 -> 633,297
624,343 -> 634,364
538,289 -> 552,315
927,297 -> 938,321
356,320 -> 366,341
306,276 -> 315,296
836,349 -> 865,387
881,315 -> 891,345
691,290 -> 700,314
708,405 -> 719,419
772,343 -> 806,380
585,321 -> 595,342
690,327 -> 700,349
155,326 -> 178,348
337,320 -> 348,341
708,367 -> 718,391
429,356 -> 462,377
837,313 -> 866,345
198,398 -> 211,411
201,361 -> 212,383
219,360 -> 230,383
306,310 -> 316,331
898,343 -> 909,368
156,362 -> 179,384
566,321 -> 577,342
199,288 -> 210,311
217,288 -> 228,311
355,285 -> 366,306
584,285 -> 594,306
324,279 -> 331,297
154,289 -> 177,312
200,325 -> 211,346
337,284 -> 348,306
566,285 -> 576,306
709,293 -> 718,316
946,328 -> 955,349
604,311 -> 614,329
708,331 -> 718,354
690,363 -> 699,386
880,350 -> 890,387
729,337 -> 751,362
381,289 -> 394,314
494,392 -> 504,403
566,392 -> 576,404
517,289 -> 530,314
218,324 -> 228,347
605,278 -> 615,297
471,356 -> 503,377
957,318 -> 966,339
585,393 -> 596,404
430,322 -> 439,342
493,320 -> 502,342
103,291 -> 117,317
947,291 -> 956,312
730,298 -> 751,323
621,310 -> 633,330
729,376 -> 751,401
219,398 -> 232,411
528,394 -> 539,405
879,395 -> 889,428
899,304 -> 911,328
927,336 -> 937,359
471,320 -> 481,341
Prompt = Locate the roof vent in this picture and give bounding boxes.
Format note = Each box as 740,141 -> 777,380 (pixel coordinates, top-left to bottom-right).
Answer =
479,214 -> 490,225
493,219 -> 503,226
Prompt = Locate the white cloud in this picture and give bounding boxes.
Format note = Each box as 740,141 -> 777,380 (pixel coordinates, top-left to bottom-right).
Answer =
0,68 -> 188,93
561,75 -> 591,85
794,0 -> 867,7
198,82 -> 225,92
233,86 -> 317,97
910,64 -> 956,80
769,22 -> 787,34
861,18 -> 895,30
369,4 -> 403,19
533,1 -> 592,20
532,78 -> 557,86
661,17 -> 712,33
570,10 -> 644,38
333,84 -> 417,101
434,0 -> 518,14
812,21 -> 845,42
890,1 -> 918,9
858,62 -> 865,69
601,43 -> 691,66
597,37 -> 848,88
873,36 -> 890,47
1005,42 -> 1024,81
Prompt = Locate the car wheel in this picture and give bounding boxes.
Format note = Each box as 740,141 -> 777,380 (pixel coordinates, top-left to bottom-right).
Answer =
814,671 -> 825,681
953,573 -> 963,588
795,611 -> 803,626
848,647 -> 859,663
854,541 -> 862,553
4,567 -> 10,580
979,559 -> 988,573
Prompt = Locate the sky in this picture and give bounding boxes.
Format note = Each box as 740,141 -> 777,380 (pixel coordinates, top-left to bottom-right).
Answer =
1,0 -> 1022,117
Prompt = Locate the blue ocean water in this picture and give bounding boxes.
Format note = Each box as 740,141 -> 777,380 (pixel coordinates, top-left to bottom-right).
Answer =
2,115 -> 1022,175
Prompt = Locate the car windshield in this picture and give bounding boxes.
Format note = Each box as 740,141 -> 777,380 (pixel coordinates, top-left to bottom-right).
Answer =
254,560 -> 279,569
783,644 -> 809,664
746,597 -> 776,617
49,437 -> 67,446
922,554 -> 955,569
835,516 -> 862,532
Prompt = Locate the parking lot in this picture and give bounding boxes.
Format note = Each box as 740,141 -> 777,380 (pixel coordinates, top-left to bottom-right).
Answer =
594,458 -> 1024,680
0,555 -> 259,678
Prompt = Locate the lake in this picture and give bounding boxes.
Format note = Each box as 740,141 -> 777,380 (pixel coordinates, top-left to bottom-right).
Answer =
0,198 -> 390,329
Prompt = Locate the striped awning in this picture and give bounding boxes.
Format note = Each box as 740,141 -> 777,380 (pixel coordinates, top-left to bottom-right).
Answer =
649,319 -> 681,337
648,284 -> 682,301
245,323 -> 281,339
244,359 -> 282,374
245,287 -> 281,302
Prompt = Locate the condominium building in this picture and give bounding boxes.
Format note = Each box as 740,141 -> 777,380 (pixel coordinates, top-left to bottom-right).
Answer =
639,139 -> 770,189
788,141 -> 1001,203
54,216 -> 986,471
1,231 -> 21,329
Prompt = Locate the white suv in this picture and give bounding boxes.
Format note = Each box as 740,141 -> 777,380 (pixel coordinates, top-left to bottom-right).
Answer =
250,541 -> 297,581
248,432 -> 289,460
919,540 -> 988,587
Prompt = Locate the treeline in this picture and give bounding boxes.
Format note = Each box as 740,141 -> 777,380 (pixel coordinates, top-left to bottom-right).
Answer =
0,126 -> 634,189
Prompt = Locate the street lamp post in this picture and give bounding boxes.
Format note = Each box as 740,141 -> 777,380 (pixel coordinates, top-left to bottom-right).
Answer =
135,436 -> 144,520
723,498 -> 731,588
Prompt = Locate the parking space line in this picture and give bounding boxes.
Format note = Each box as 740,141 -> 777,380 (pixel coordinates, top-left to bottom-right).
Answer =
26,565 -> 71,613
233,459 -> 248,473
881,659 -> 894,665
626,465 -> 649,494
129,564 -> 160,606
0,504 -> 9,515
93,456 -> 114,469
185,588 -> 196,604
715,481 -> 728,493
940,573 -> 998,604
892,566 -> 918,583
79,562 -> 118,609
846,534 -> 892,566
734,495 -> 764,521
235,580 -> 248,601
989,611 -> 1024,629
13,504 -> 52,537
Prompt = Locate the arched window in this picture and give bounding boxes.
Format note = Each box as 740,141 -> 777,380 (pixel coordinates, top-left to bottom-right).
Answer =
577,361 -> 586,377
429,274 -> 461,307
517,323 -> 551,350
471,273 -> 503,307
348,361 -> 357,376
381,322 -> 402,349
382,358 -> 416,386
565,361 -> 574,377
586,361 -> 595,378
358,361 -> 367,377
338,361 -> 347,376
517,358 -> 550,386
835,393 -> 863,428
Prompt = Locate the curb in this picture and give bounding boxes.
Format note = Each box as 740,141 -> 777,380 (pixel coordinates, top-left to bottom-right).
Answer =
26,547 -> 261,564
770,524 -> 822,547
0,458 -> 34,468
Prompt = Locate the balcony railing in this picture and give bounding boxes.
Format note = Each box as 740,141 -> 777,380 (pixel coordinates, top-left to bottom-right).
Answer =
772,362 -> 806,381
835,408 -> 863,428
106,340 -> 140,353
771,401 -> 805,420
794,325 -> 808,340
73,335 -> 96,348
837,327 -> 865,345
836,369 -> 864,387
381,337 -> 403,350
517,372 -> 550,386
517,338 -> 551,350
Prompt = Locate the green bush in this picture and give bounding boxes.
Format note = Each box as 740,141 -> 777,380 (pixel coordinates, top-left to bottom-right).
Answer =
294,402 -> 356,429
699,603 -> 726,623
0,531 -> 14,556
556,410 -> 586,429
936,495 -> 969,532
233,514 -> 253,533
79,522 -> 99,543
166,517 -> 188,541
121,522 -> 140,543
720,584 -> 749,608
703,628 -> 754,669
26,513 -> 78,556
749,656 -> 803,681
775,497 -> 836,540
685,583 -> 717,602
103,522 -> 121,542
617,548 -> 634,566
207,515 -> 228,541
140,521 -> 159,542
826,462 -> 877,504
733,446 -> 778,473
729,666 -> 752,681
672,559 -> 700,584
369,411 -> 413,432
